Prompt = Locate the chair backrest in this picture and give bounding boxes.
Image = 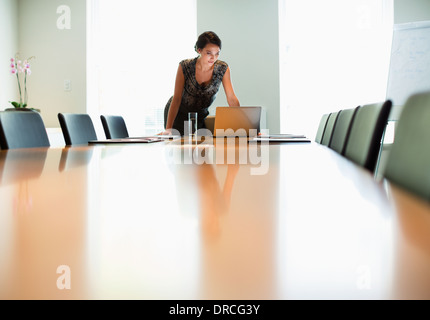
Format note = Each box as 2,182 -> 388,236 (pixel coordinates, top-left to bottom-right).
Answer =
383,91 -> 430,200
321,111 -> 339,146
329,107 -> 359,155
100,115 -> 129,139
58,113 -> 97,145
315,113 -> 329,143
0,111 -> 50,149
204,116 -> 215,134
344,100 -> 392,172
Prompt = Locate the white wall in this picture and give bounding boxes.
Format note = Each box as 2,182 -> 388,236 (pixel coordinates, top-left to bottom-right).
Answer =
18,0 -> 86,128
394,0 -> 430,23
197,0 -> 280,132
0,0 -> 19,110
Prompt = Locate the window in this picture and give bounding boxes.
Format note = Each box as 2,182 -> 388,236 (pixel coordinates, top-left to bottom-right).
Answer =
87,0 -> 197,136
279,0 -> 393,138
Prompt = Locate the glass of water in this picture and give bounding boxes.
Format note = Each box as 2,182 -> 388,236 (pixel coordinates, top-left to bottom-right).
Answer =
188,112 -> 198,137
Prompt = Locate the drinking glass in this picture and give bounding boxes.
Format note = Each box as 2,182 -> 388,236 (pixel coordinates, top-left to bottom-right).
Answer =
188,112 -> 198,137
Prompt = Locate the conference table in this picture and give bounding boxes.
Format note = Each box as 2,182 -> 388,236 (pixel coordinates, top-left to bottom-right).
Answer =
0,137 -> 429,300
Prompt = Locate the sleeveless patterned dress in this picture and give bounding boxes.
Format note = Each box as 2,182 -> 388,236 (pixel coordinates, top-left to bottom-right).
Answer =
164,57 -> 228,135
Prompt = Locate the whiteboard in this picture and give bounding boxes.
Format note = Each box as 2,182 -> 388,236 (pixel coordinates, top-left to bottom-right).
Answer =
386,21 -> 430,107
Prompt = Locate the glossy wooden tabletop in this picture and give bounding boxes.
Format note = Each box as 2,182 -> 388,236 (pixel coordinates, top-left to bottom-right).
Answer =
0,139 -> 429,299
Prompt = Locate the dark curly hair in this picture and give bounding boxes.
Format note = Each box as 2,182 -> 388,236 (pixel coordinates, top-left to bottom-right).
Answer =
194,31 -> 222,53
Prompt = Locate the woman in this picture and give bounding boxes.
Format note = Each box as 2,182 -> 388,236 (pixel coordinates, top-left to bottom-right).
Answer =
161,31 -> 240,135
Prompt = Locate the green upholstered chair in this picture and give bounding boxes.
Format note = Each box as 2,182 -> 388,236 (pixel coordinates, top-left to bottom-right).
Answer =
321,111 -> 340,146
315,113 -> 329,144
344,100 -> 392,172
329,107 -> 359,155
383,91 -> 430,200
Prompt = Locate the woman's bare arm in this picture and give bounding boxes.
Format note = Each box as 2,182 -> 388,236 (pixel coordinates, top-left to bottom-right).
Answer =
222,67 -> 240,107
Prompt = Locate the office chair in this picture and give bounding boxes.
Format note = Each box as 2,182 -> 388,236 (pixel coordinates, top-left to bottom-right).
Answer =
58,113 -> 97,145
343,100 -> 392,172
383,91 -> 430,200
100,115 -> 129,139
329,107 -> 360,155
321,111 -> 340,146
0,111 -> 50,149
315,113 -> 330,144
204,116 -> 215,135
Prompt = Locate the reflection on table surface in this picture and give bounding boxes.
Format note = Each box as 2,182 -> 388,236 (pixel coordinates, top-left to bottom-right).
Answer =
0,141 -> 429,299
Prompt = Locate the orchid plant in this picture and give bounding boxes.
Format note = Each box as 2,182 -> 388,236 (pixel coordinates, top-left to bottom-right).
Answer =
9,53 -> 36,110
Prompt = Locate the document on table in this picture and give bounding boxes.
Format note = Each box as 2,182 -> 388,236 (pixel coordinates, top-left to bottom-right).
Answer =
88,137 -> 164,144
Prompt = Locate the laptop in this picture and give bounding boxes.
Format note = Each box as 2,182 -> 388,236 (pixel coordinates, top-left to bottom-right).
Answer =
213,106 -> 261,137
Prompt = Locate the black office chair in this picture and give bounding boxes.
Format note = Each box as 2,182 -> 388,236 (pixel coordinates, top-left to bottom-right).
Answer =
204,116 -> 215,135
383,91 -> 430,200
315,113 -> 329,144
100,115 -> 129,139
343,100 -> 392,172
321,111 -> 340,146
329,107 -> 359,155
0,111 -> 50,149
58,113 -> 97,145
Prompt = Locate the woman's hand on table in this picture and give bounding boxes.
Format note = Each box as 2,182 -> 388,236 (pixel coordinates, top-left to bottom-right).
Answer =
157,128 -> 173,136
